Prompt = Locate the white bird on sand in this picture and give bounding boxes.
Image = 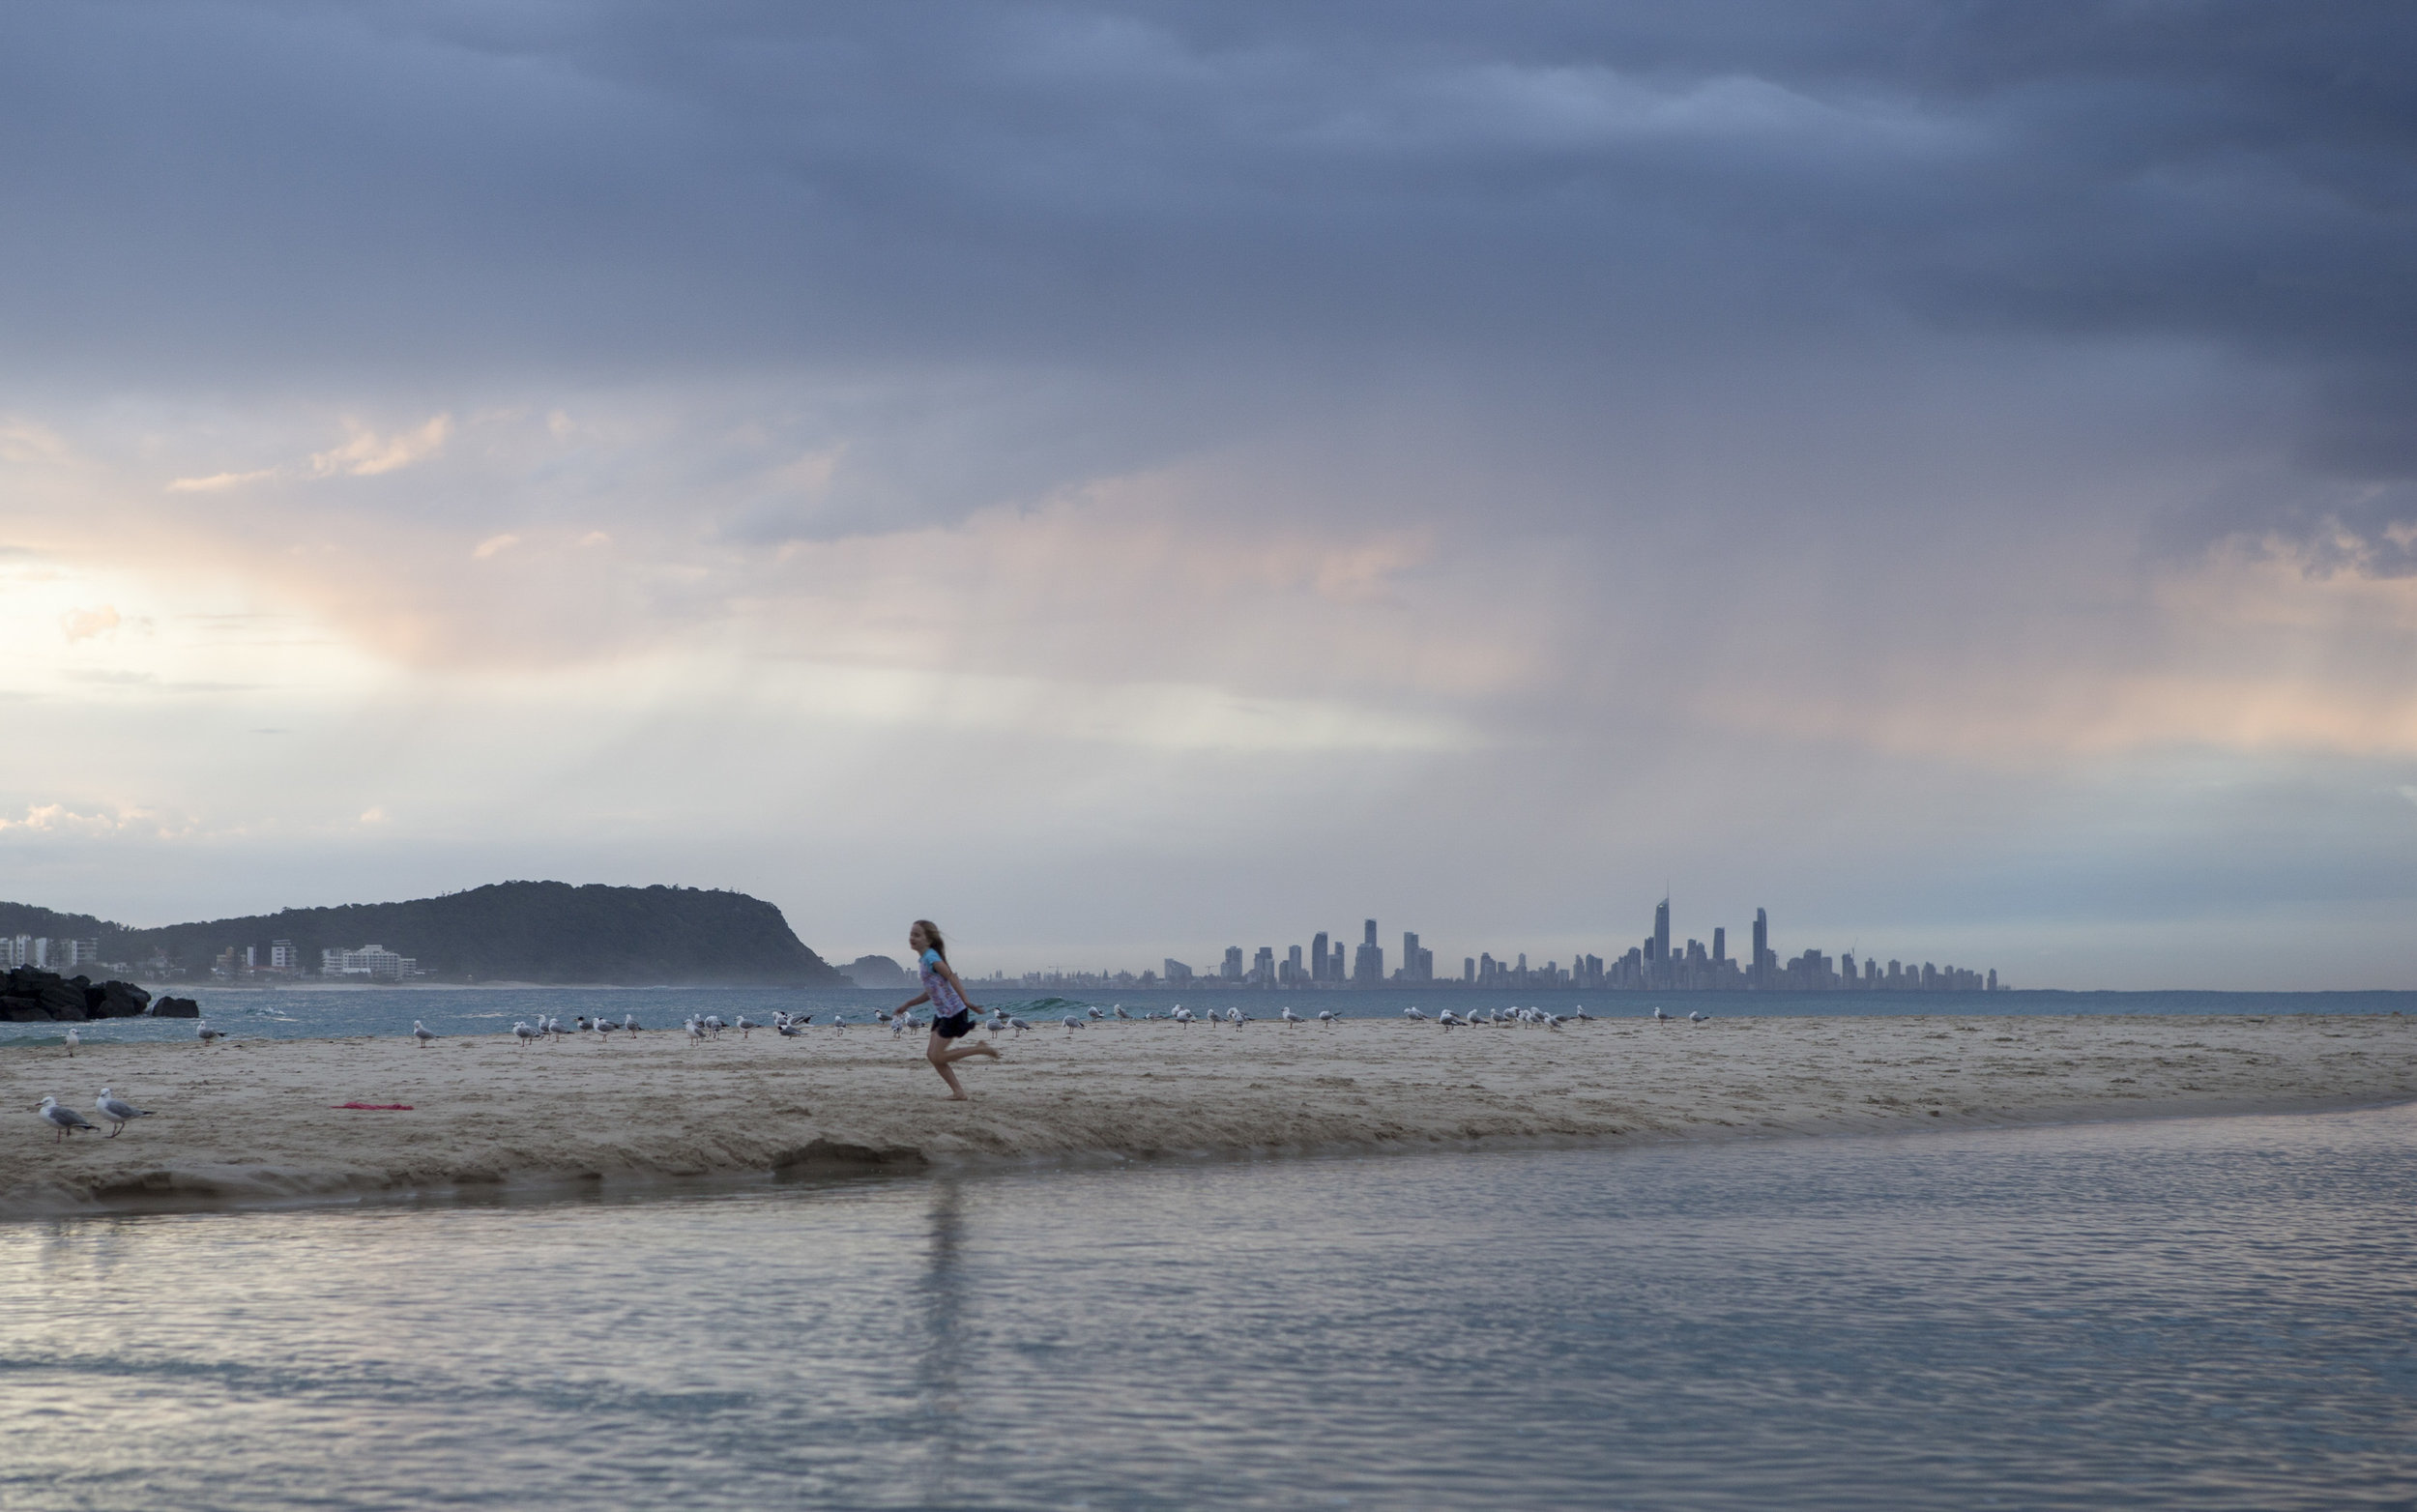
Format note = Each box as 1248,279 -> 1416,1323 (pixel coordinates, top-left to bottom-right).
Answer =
1009,1016 -> 1034,1036
410,1020 -> 435,1046
1114,1003 -> 1133,1021
198,1020 -> 226,1047
685,1016 -> 706,1045
986,1009 -> 1006,1036
64,1027 -> 79,1058
36,1095 -> 99,1143
775,1018 -> 804,1038
1651,1005 -> 1670,1022
1688,1009 -> 1706,1023
597,1018 -> 620,1043
1063,1015 -> 1084,1033
95,1088 -> 152,1137
1317,1009 -> 1337,1025
512,1021 -> 538,1048
703,1014 -> 725,1036
622,1013 -> 644,1033
1570,1006 -> 1593,1022
1439,1009 -> 1466,1028
1171,1006 -> 1192,1025
890,1013 -> 910,1037
1542,1013 -> 1567,1030
1280,1005 -> 1301,1025
734,1015 -> 756,1039
1226,1006 -> 1245,1026
1087,1005 -> 1105,1020
1404,1006 -> 1429,1021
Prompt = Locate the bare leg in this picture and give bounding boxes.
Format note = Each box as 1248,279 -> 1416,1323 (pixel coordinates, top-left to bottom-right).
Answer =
926,1032 -> 998,1098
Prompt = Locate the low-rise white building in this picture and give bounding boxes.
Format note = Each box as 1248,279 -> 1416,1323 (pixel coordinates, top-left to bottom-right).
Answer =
321,944 -> 418,980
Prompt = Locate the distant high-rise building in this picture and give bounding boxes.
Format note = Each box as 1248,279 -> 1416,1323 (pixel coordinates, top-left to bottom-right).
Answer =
1752,908 -> 1769,988
1399,931 -> 1433,983
1164,958 -> 1193,982
1221,946 -> 1244,981
1653,898 -> 1670,967
1330,941 -> 1347,979
1251,945 -> 1275,985
1311,931 -> 1330,982
1464,956 -> 1475,982
1712,926 -> 1726,965
1353,920 -> 1384,986
270,939 -> 296,972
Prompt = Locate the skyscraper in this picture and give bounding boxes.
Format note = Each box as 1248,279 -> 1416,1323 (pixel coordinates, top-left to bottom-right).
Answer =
1353,919 -> 1384,986
1752,908 -> 1769,988
1712,926 -> 1726,965
1311,930 -> 1330,983
1653,897 -> 1671,967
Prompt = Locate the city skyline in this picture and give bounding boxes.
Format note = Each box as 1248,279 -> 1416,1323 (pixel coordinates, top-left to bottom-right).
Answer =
926,898 -> 2001,994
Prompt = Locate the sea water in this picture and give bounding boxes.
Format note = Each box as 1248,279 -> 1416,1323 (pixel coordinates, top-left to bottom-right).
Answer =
4,1104 -> 2413,1508
4,983 -> 2412,1051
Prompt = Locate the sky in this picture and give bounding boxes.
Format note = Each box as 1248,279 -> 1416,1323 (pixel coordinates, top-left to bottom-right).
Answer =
2,2 -> 2413,988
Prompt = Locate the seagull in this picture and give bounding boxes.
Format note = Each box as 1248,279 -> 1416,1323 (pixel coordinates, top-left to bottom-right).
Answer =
1439,1010 -> 1466,1028
1280,1006 -> 1301,1025
1087,1005 -> 1105,1020
1542,1013 -> 1567,1030
890,1013 -> 910,1038
684,1016 -> 706,1045
1172,1006 -> 1192,1025
1226,1006 -> 1245,1026
1009,1016 -> 1034,1036
775,1018 -> 804,1038
512,1021 -> 538,1048
36,1095 -> 99,1143
1651,1005 -> 1670,1022
1687,1009 -> 1706,1023
597,1018 -> 620,1043
616,1014 -> 640,1033
1114,1003 -> 1133,1021
1404,1006 -> 1429,1022
987,1010 -> 1006,1036
95,1088 -> 152,1137
574,1016 -> 594,1033
199,1020 -> 226,1047
64,1027 -> 79,1058
703,1015 -> 725,1036
734,1014 -> 756,1039
1317,1009 -> 1337,1026
1063,1015 -> 1084,1033
1570,1006 -> 1593,1022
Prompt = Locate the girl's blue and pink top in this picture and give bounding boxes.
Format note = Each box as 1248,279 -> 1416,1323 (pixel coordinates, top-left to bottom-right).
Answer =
920,948 -> 969,1016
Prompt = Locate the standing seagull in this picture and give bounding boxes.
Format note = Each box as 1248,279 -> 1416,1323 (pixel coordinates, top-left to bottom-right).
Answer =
623,1013 -> 645,1034
1113,1003 -> 1133,1021
1062,1014 -> 1084,1034
64,1027 -> 79,1058
1317,1009 -> 1337,1026
1403,1006 -> 1429,1022
36,1095 -> 99,1143
512,1021 -> 539,1048
412,1020 -> 436,1046
1687,1009 -> 1707,1023
1280,1006 -> 1301,1025
1650,1005 -> 1670,1023
685,1016 -> 707,1046
198,1020 -> 226,1047
95,1088 -> 153,1137
597,1018 -> 620,1044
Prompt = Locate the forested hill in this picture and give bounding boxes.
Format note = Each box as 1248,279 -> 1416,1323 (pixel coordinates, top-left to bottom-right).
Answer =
2,883 -> 847,985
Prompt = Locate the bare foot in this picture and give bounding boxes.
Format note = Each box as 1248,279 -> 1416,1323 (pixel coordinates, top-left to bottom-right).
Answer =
977,1042 -> 1003,1060
945,1090 -> 971,1101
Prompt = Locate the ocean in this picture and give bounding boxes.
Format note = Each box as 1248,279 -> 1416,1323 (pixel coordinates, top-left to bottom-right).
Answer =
4,982 -> 2412,1051
5,1099 -> 2415,1508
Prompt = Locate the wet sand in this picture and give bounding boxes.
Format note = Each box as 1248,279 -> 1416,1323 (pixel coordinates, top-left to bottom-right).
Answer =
5,1013 -> 2412,1216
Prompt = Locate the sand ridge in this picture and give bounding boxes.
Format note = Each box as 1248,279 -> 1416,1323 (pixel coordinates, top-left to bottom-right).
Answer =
5,1012 -> 2413,1216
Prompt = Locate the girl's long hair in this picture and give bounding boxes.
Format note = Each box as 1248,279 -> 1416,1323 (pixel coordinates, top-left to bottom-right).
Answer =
915,918 -> 946,961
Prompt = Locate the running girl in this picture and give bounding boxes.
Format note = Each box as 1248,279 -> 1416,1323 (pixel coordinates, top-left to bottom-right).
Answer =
899,919 -> 999,1099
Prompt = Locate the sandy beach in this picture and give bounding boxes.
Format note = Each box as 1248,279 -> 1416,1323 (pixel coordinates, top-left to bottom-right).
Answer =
6,1012 -> 2412,1216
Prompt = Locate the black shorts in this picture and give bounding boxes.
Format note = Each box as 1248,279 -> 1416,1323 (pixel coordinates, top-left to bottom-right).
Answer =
932,1009 -> 974,1039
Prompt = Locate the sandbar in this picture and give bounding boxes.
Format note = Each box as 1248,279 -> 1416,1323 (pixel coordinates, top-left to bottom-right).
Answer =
5,1013 -> 2412,1217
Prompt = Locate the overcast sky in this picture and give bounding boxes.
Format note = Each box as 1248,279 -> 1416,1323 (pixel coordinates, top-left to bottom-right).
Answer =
3,2 -> 2413,987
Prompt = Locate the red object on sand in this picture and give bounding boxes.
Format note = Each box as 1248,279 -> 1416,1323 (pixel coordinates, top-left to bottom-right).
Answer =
332,1102 -> 415,1111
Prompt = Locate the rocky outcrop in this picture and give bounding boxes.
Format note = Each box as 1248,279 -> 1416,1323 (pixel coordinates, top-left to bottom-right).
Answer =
0,968 -> 153,1020
840,953 -> 913,989
150,996 -> 201,1018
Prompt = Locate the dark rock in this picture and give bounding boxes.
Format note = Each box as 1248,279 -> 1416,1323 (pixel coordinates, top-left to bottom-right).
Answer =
3,996 -> 49,1022
7,966 -> 61,996
150,996 -> 201,1018
36,980 -> 88,1020
94,980 -> 152,1018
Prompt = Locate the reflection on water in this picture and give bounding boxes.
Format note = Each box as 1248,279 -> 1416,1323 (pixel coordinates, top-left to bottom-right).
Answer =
4,1105 -> 2415,1509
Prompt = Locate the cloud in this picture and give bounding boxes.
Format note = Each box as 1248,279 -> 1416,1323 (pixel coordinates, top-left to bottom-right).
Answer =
472,533 -> 520,560
0,802 -> 123,834
308,414 -> 451,478
59,603 -> 119,641
167,467 -> 277,492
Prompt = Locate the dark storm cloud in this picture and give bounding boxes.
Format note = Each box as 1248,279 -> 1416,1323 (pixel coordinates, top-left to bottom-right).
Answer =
3,2 -> 2409,539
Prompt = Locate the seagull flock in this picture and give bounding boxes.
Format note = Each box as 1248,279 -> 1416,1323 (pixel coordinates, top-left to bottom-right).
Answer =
29,995 -> 1710,1146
